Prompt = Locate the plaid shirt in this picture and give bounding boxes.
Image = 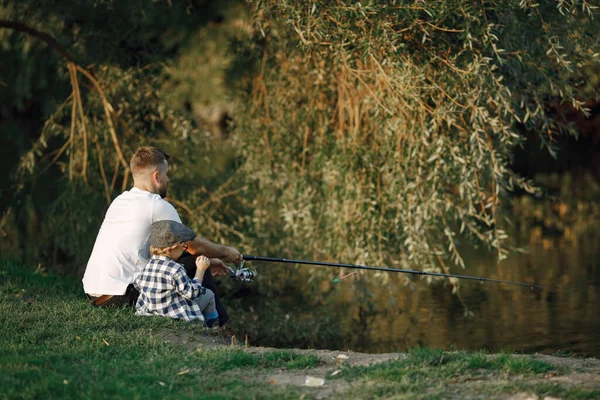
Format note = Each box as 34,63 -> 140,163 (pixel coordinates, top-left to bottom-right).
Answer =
133,255 -> 208,322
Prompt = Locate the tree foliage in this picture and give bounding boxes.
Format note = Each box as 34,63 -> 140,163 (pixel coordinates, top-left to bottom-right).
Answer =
231,0 -> 599,277
0,0 -> 598,280
0,0 -> 237,266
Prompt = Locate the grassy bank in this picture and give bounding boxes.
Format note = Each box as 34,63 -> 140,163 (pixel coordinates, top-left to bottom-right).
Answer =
1,260 -> 599,399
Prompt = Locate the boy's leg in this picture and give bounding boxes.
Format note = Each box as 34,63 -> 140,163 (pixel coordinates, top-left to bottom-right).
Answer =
194,289 -> 219,327
180,253 -> 230,326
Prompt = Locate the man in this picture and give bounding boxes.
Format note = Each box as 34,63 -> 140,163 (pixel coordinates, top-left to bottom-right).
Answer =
82,146 -> 241,326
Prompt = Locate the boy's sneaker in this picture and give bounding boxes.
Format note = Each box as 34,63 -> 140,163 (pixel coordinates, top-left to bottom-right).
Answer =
205,317 -> 219,328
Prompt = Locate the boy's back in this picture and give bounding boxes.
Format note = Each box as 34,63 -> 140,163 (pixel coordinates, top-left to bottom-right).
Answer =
134,255 -> 209,322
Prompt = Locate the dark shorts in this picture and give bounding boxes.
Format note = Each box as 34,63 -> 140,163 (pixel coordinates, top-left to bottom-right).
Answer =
87,284 -> 139,308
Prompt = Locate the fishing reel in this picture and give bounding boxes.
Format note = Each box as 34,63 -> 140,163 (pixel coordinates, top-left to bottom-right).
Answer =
226,260 -> 257,282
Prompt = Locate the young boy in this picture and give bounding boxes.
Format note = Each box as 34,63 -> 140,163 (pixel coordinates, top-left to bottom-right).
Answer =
134,220 -> 220,327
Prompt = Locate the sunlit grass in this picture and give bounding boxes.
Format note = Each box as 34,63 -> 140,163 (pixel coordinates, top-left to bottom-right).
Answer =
0,259 -> 321,399
1,260 -> 597,400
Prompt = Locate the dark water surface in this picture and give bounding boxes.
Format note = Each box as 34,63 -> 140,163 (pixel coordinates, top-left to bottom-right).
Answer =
241,232 -> 600,357
326,235 -> 600,356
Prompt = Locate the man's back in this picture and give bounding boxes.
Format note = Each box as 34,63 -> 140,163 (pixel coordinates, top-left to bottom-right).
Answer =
82,187 -> 180,295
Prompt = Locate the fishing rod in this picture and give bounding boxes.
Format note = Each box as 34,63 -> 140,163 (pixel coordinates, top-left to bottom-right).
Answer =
241,254 -> 547,290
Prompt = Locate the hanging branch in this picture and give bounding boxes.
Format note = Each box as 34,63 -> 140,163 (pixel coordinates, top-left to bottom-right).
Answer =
0,20 -> 77,63
0,19 -> 130,186
67,64 -> 77,182
74,64 -> 129,172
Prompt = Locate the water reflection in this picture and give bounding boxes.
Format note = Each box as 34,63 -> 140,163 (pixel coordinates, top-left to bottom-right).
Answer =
328,234 -> 600,356
235,231 -> 600,357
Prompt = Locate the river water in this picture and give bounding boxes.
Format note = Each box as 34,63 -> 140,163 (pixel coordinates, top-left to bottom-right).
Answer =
334,234 -> 600,357
235,224 -> 600,358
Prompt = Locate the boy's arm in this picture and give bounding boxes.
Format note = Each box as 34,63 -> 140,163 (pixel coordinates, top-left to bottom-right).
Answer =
194,267 -> 206,284
173,268 -> 202,301
194,255 -> 212,284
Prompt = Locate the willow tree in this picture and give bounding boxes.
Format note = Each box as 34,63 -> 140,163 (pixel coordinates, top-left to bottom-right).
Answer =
1,0 -> 598,281
231,1 -> 599,279
0,0 -> 238,267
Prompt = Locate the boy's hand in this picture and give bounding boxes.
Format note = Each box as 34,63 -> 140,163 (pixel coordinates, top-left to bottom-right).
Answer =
195,255 -> 210,272
209,258 -> 229,277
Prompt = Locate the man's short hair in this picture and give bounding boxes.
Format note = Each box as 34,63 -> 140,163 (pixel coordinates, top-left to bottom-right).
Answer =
130,147 -> 170,176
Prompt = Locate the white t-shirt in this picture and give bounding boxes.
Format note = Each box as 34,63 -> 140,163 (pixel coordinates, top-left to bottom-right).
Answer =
82,187 -> 182,295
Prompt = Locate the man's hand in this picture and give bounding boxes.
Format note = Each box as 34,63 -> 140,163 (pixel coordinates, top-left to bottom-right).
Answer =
209,258 -> 229,277
221,246 -> 242,265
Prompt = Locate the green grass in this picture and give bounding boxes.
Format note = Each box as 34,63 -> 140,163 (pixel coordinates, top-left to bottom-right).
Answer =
0,260 -> 321,399
330,347 -> 600,399
335,347 -> 557,381
2,260 -> 598,400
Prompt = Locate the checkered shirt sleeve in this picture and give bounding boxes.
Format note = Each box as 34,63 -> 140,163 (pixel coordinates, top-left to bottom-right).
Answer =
133,255 -> 209,322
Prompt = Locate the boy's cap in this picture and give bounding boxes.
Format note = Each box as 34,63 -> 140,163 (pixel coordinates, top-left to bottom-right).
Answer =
150,220 -> 196,248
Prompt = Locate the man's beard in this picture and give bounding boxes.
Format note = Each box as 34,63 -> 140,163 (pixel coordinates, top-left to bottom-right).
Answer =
158,184 -> 168,199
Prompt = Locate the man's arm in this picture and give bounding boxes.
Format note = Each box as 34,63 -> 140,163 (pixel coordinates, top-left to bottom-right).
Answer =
187,236 -> 242,264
